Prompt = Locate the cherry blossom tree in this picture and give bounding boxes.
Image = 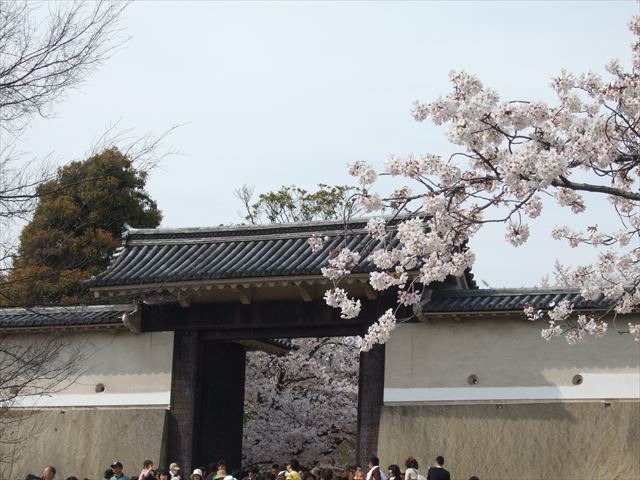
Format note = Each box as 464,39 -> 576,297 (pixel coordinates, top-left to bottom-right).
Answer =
243,337 -> 358,468
319,15 -> 640,349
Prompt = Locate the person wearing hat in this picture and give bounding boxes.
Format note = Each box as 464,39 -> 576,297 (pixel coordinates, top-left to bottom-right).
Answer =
110,462 -> 129,480
169,463 -> 182,480
191,469 -> 204,480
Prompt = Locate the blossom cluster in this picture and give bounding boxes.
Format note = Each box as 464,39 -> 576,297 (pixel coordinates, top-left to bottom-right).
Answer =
324,287 -> 361,319
525,300 -> 611,345
320,248 -> 360,281
307,234 -> 326,253
350,15 -> 640,346
320,14 -> 639,348
359,309 -> 397,352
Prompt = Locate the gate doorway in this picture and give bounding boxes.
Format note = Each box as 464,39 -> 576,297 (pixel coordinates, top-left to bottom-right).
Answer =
85,219 -> 419,471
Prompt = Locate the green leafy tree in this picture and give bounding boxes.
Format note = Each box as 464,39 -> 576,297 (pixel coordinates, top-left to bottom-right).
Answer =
236,184 -> 357,224
4,147 -> 161,305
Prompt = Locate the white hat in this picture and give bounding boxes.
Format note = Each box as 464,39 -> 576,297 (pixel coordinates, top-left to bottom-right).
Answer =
191,469 -> 204,480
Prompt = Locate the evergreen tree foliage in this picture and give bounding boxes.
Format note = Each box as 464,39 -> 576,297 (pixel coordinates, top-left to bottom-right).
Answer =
4,148 -> 161,305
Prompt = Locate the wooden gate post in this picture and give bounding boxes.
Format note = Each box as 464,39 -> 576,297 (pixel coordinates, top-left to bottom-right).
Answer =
356,343 -> 385,466
167,330 -> 202,471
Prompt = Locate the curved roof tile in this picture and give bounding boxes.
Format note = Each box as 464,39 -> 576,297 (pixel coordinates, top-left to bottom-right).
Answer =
423,288 -> 615,313
85,218 -> 453,288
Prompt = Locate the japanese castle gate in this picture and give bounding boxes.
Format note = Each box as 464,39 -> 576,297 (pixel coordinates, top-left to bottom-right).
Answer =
84,219 -> 468,470
3,218 -> 636,478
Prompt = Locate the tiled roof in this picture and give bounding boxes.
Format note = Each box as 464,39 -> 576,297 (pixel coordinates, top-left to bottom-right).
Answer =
0,305 -> 131,330
85,219 -> 403,288
0,304 -> 295,351
422,288 -> 616,313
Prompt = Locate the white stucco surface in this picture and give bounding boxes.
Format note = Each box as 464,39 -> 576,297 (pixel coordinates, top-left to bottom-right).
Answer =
384,315 -> 640,399
7,329 -> 174,406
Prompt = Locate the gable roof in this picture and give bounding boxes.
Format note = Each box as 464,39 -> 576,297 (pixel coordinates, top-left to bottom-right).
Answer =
84,219 -> 387,289
84,218 -> 476,293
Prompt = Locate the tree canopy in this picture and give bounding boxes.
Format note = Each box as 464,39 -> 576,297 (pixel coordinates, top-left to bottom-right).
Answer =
321,14 -> 640,349
236,184 -> 356,224
3,148 -> 161,305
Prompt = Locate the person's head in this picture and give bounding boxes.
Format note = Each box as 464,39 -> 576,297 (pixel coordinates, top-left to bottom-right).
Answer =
144,460 -> 155,470
404,457 -> 418,470
25,475 -> 40,480
248,467 -> 259,480
111,462 -> 124,476
170,463 -> 181,475
468,477 -> 479,480
434,457 -> 444,467
287,460 -> 300,472
271,465 -> 280,475
42,466 -> 56,480
388,466 -> 401,480
157,469 -> 170,480
104,469 -> 114,480
215,468 -> 227,480
66,477 -> 79,480
368,457 -> 379,470
217,460 -> 227,471
191,469 -> 204,480
319,468 -> 333,480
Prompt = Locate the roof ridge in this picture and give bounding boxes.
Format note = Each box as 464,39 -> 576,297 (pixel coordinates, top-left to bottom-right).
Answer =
0,304 -> 134,314
124,218 -> 372,237
432,287 -> 585,297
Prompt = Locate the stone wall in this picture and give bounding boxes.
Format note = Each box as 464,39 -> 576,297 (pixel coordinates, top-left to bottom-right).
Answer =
1,408 -> 167,480
377,402 -> 640,480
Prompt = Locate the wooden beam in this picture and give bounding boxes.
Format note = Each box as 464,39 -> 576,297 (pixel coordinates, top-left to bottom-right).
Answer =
140,299 -> 394,337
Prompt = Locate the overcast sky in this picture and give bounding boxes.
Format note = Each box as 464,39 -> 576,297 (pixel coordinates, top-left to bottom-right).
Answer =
19,1 -> 639,288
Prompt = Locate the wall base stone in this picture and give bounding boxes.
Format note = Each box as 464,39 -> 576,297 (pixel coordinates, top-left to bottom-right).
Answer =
377,402 -> 640,480
1,408 -> 167,480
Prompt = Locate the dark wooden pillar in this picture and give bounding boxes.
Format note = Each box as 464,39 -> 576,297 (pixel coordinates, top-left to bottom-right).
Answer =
356,343 -> 385,466
167,330 -> 202,471
195,340 -> 246,472
167,333 -> 247,472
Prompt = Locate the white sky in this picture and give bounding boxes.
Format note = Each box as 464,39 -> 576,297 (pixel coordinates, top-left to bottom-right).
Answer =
18,0 -> 640,288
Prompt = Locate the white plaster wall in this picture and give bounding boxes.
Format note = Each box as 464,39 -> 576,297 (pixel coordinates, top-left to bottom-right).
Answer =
384,315 -> 640,398
6,329 -> 174,406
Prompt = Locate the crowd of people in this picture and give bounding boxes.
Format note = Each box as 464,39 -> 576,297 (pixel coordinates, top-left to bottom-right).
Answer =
26,454 -> 480,480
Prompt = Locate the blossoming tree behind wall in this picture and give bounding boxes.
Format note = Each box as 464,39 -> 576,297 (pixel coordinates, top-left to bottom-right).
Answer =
243,337 -> 358,467
319,15 -> 640,349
